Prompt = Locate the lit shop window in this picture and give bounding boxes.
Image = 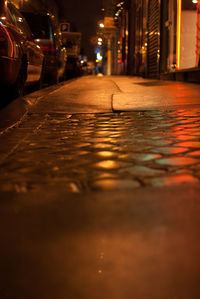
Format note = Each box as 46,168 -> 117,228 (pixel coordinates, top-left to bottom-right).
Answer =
177,0 -> 199,69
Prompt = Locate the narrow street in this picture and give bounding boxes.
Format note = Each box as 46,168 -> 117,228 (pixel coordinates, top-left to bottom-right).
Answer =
0,76 -> 200,299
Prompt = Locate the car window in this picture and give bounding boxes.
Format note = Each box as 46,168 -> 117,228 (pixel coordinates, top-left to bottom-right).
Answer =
8,3 -> 32,38
51,16 -> 59,38
21,12 -> 52,39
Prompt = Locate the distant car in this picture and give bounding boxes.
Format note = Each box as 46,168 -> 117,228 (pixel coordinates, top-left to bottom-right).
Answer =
21,11 -> 67,85
0,1 -> 44,98
80,60 -> 95,76
86,61 -> 95,75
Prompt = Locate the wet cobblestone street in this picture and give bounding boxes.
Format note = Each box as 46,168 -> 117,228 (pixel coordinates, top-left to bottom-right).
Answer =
0,108 -> 200,194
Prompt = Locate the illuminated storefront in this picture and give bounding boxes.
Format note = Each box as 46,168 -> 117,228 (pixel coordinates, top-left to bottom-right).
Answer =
110,0 -> 200,80
167,0 -> 200,71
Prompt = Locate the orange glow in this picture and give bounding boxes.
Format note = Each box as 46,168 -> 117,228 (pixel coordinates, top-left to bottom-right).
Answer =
196,1 -> 200,66
176,0 -> 182,69
97,151 -> 115,157
95,160 -> 118,169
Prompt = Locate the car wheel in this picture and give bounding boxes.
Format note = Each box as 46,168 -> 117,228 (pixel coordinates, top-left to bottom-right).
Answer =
50,67 -> 59,85
12,60 -> 27,98
36,60 -> 45,90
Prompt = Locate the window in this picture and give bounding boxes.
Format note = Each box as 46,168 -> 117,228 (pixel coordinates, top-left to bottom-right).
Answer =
8,3 -> 32,38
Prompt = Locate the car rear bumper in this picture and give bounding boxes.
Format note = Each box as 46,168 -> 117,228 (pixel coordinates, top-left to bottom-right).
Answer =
43,55 -> 65,80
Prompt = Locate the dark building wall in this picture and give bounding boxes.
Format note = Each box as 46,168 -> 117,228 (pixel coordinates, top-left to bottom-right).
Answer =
160,0 -> 170,74
126,0 -> 161,78
127,0 -> 148,77
147,0 -> 160,78
127,0 -> 136,75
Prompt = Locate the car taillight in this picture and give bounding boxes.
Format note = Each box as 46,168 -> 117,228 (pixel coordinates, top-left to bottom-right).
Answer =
39,44 -> 56,54
0,22 -> 13,57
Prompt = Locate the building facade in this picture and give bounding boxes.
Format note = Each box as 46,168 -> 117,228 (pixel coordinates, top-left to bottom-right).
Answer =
111,0 -> 200,82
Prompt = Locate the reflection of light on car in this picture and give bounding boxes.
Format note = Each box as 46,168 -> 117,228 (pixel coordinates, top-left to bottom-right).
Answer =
0,20 -> 14,57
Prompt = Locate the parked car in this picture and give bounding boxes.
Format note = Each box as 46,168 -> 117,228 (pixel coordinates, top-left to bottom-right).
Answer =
81,60 -> 95,75
21,11 -> 67,85
65,55 -> 81,79
0,1 -> 44,98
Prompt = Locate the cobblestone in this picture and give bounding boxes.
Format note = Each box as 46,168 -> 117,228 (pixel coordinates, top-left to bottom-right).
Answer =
0,108 -> 200,194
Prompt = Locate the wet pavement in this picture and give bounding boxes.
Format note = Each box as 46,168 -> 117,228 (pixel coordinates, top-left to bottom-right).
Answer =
0,76 -> 200,299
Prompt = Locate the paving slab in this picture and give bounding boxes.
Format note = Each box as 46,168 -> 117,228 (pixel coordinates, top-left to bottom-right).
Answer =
1,186 -> 200,299
112,92 -> 200,111
0,76 -> 200,299
28,76 -> 118,115
111,77 -> 200,111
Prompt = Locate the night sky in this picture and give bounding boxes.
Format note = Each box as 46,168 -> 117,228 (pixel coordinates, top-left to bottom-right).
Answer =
56,0 -> 102,60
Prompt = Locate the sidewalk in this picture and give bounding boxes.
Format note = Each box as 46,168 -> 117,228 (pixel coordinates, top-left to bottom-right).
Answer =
112,76 -> 200,110
0,76 -> 200,299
